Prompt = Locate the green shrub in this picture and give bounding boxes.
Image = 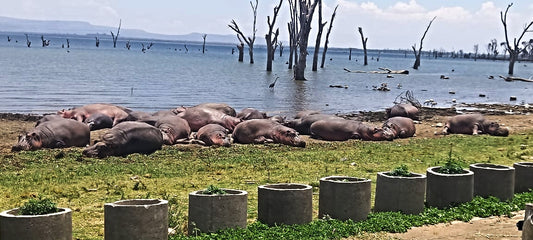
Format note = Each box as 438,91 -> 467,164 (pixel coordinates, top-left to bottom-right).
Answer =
436,143 -> 465,174
388,164 -> 411,177
201,185 -> 226,195
18,197 -> 58,215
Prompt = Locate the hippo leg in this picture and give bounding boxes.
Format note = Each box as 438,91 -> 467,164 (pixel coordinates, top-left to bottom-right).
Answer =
472,124 -> 479,135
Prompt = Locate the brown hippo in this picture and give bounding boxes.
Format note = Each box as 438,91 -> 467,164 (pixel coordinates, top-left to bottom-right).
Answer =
443,114 -> 509,136
285,113 -> 343,135
155,115 -> 191,145
236,108 -> 267,120
382,116 -> 416,138
386,104 -> 419,120
175,103 -> 237,117
35,114 -> 63,126
294,110 -> 321,119
232,119 -> 306,147
58,103 -> 131,126
85,113 -> 113,130
83,121 -> 163,158
193,124 -> 231,147
177,106 -> 242,132
126,111 -> 158,125
12,118 -> 90,151
310,119 -> 395,141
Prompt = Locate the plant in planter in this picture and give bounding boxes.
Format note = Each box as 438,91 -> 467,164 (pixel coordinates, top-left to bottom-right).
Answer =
0,196 -> 72,240
319,176 -> 371,222
188,185 -> 247,235
426,144 -> 474,208
374,164 -> 427,214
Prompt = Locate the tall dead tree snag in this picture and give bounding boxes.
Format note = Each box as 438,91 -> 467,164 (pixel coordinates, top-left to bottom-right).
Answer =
237,36 -> 245,62
24,34 -> 31,48
500,3 -> 533,75
321,5 -> 338,68
412,16 -> 436,70
312,0 -> 327,71
110,19 -> 121,48
266,0 -> 283,71
202,34 -> 207,54
229,0 -> 258,64
294,0 -> 320,80
287,0 -> 299,70
358,27 -> 368,66
40,35 -> 50,47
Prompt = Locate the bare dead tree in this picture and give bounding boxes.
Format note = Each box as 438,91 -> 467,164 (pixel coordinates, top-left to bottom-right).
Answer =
95,37 -> 100,47
294,0 -> 320,80
7,36 -> 11,42
110,19 -> 121,48
236,35 -> 245,62
66,39 -> 70,48
312,0 -> 327,71
358,27 -> 368,66
229,0 -> 258,64
287,0 -> 299,70
125,40 -> 131,50
202,34 -> 207,54
412,16 -> 436,70
320,5 -> 338,68
40,35 -> 50,47
279,41 -> 284,57
141,43 -> 146,53
184,44 -> 189,52
500,3 -> 533,75
473,44 -> 479,61
266,0 -> 283,71
25,34 -> 31,48
349,48 -> 352,60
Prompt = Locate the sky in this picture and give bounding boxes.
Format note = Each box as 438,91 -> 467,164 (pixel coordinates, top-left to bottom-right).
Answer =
2,0 -> 533,51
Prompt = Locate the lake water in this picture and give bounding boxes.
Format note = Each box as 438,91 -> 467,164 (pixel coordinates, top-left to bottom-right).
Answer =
0,32 -> 531,116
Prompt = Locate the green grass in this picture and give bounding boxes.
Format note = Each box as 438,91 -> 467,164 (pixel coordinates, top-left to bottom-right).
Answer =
0,131 -> 532,239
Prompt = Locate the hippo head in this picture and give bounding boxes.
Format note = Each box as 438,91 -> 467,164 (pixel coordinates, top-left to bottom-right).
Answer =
269,115 -> 286,124
485,122 -> 509,136
370,127 -> 395,141
57,109 -> 74,119
274,127 -> 306,147
12,132 -> 43,152
159,127 -> 177,145
85,113 -> 113,131
204,131 -> 231,147
223,116 -> 243,132
83,142 -> 112,158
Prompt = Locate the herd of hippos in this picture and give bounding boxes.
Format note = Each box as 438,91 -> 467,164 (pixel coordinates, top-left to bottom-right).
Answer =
11,103 -> 510,158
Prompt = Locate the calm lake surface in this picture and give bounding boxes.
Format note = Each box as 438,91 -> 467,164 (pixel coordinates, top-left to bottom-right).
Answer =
0,33 -> 531,115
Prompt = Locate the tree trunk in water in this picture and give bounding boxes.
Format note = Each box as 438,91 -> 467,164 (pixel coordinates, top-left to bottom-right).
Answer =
358,27 -> 368,66
312,0 -> 325,72
266,40 -> 273,71
237,43 -> 244,62
508,53 -> 517,75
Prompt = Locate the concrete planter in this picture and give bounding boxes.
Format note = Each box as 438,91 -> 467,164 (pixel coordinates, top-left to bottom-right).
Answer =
469,163 -> 515,201
524,203 -> 533,240
426,166 -> 474,209
374,171 -> 426,214
0,207 -> 72,240
188,189 -> 247,235
258,183 -> 312,226
104,199 -> 168,240
514,162 -> 533,193
319,176 -> 371,221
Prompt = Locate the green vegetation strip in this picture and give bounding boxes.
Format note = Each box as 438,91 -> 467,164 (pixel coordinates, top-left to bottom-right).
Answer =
177,192 -> 533,240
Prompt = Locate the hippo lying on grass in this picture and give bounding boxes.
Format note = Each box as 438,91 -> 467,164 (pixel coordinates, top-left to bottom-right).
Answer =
12,118 -> 90,151
285,113 -> 343,135
310,119 -> 395,141
386,104 -> 419,120
233,119 -> 306,147
442,114 -> 509,136
382,117 -> 416,138
193,124 -> 231,147
58,103 -> 131,127
83,121 -> 163,158
177,106 -> 242,132
155,115 -> 191,145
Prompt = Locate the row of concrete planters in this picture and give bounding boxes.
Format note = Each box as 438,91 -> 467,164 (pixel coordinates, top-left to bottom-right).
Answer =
524,203 -> 533,240
104,199 -> 168,240
514,162 -> 533,193
319,176 -> 371,221
188,189 -> 248,235
426,166 -> 474,208
374,172 -> 426,214
258,183 -> 313,226
0,207 -> 72,240
470,163 -> 515,201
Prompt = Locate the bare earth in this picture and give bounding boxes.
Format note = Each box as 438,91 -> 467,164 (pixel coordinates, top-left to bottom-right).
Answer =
1,104 -> 532,239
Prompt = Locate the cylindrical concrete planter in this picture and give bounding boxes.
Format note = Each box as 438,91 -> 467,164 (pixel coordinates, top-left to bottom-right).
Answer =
469,163 -> 515,201
318,176 -> 371,222
524,203 -> 533,240
258,183 -> 312,226
514,162 -> 533,193
426,166 -> 474,209
105,199 -> 168,240
374,171 -> 426,214
188,189 -> 248,235
0,207 -> 72,240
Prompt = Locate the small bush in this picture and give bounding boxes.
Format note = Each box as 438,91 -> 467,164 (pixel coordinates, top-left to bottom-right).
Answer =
388,164 -> 411,177
18,197 -> 58,215
201,185 -> 226,195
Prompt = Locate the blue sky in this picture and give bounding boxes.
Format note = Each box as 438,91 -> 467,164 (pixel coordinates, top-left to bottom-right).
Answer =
2,0 -> 533,51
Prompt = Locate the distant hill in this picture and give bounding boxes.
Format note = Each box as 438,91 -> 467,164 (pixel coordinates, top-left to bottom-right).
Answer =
0,16 -> 242,44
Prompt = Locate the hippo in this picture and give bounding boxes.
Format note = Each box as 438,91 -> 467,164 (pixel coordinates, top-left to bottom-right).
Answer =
85,113 -> 113,131
285,113 -> 343,135
83,121 -> 163,158
386,104 -> 419,120
175,103 -> 237,117
236,108 -> 267,120
294,110 -> 321,119
35,114 -> 63,126
12,118 -> 90,151
443,114 -> 509,136
126,111 -> 158,125
232,119 -> 306,147
155,115 -> 191,145
177,106 -> 242,132
382,116 -> 416,138
310,119 -> 395,141
58,103 -> 131,126
193,124 -> 231,147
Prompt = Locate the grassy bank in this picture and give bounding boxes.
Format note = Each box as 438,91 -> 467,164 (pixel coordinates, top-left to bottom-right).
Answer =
0,129 -> 531,239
